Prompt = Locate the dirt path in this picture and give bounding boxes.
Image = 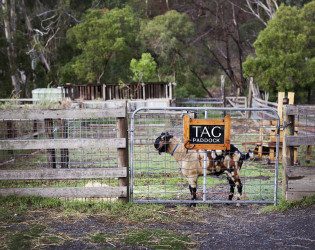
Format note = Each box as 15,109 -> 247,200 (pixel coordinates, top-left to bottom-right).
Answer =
2,203 -> 314,249
187,204 -> 315,249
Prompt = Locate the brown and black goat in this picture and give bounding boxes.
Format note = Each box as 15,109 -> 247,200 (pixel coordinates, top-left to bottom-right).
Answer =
154,132 -> 254,206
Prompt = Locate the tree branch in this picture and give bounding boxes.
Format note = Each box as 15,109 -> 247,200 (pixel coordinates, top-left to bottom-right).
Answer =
190,69 -> 213,98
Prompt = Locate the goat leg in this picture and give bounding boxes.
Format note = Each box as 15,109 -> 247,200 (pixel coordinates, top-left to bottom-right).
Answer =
228,178 -> 235,201
189,185 -> 197,207
235,179 -> 243,200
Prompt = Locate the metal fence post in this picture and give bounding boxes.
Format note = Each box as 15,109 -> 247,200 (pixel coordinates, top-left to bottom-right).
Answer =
117,101 -> 129,202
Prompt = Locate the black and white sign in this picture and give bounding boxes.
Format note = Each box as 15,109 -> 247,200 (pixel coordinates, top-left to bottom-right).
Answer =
189,125 -> 225,144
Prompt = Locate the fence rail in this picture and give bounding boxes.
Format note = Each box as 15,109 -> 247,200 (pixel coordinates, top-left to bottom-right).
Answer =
0,138 -> 125,150
0,187 -> 126,198
0,168 -> 127,180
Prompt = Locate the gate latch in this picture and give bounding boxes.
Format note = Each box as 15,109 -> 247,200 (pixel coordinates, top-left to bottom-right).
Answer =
184,139 -> 195,153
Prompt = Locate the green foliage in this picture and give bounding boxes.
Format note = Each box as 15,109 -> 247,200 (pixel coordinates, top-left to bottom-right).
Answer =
174,73 -> 206,98
141,10 -> 194,60
281,0 -> 313,8
140,10 -> 195,82
62,6 -> 140,84
243,2 -> 315,103
261,194 -> 315,213
130,53 -> 157,82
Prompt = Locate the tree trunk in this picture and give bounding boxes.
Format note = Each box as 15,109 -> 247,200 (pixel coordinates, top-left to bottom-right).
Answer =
232,3 -> 246,95
20,0 -> 59,86
2,0 -> 20,96
190,69 -> 213,98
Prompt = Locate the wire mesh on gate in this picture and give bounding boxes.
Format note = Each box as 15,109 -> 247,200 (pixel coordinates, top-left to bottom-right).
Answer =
130,107 -> 280,205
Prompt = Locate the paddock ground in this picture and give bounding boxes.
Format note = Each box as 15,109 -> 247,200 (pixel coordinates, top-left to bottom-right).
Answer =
1,202 -> 314,249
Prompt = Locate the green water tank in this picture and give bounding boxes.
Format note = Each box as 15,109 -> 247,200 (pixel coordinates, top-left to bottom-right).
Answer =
32,87 -> 65,100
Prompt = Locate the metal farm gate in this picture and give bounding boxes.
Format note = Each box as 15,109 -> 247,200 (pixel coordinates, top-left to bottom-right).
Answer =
130,107 -> 281,205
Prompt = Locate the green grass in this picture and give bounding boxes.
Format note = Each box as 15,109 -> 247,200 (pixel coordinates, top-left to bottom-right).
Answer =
242,179 -> 277,201
261,194 -> 315,213
0,195 -> 172,224
242,162 -> 277,178
89,229 -> 193,249
3,223 -> 61,249
8,224 -> 48,250
124,229 -> 191,249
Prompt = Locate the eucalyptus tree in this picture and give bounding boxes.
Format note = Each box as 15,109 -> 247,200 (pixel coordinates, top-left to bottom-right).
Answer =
0,0 -> 95,97
1,0 -> 20,96
139,10 -> 204,96
61,6 -> 141,84
243,2 -> 315,103
186,0 -> 261,96
243,0 -> 313,26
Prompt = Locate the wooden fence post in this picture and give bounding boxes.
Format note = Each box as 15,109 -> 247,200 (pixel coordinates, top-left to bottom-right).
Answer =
247,77 -> 253,119
102,84 -> 106,101
288,92 -> 295,104
6,121 -> 14,155
33,120 -> 38,139
142,83 -> 146,100
278,92 -> 285,123
282,105 -> 295,200
59,119 -> 69,168
169,82 -> 173,100
44,119 -> 56,168
117,102 -> 129,202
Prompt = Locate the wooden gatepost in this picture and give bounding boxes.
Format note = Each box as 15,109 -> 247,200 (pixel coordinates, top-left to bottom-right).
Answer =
282,105 -> 315,201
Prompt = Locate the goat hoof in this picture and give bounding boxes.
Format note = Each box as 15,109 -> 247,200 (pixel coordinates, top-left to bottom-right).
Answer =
189,203 -> 196,208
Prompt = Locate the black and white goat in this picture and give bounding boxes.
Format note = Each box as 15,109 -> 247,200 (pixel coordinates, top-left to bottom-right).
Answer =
154,132 -> 254,206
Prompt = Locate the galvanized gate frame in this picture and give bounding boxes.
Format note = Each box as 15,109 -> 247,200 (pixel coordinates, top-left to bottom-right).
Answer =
130,107 -> 280,205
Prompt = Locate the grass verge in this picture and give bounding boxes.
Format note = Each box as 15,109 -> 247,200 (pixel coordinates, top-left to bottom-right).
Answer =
261,194 -> 315,213
0,195 -> 205,225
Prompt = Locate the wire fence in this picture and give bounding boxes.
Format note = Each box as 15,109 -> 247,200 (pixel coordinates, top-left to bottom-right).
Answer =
1,102 -> 313,203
